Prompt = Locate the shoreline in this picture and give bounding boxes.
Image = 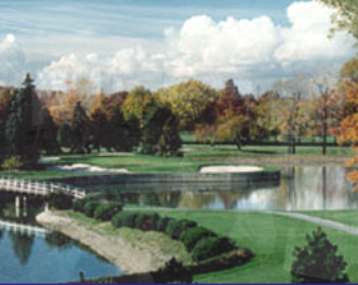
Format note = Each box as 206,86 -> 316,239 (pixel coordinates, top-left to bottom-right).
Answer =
36,211 -> 172,275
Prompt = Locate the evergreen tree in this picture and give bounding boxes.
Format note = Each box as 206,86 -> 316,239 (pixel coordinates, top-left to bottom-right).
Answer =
291,228 -> 349,284
5,74 -> 42,167
91,108 -> 108,152
138,104 -> 182,157
38,107 -> 62,154
70,102 -> 92,154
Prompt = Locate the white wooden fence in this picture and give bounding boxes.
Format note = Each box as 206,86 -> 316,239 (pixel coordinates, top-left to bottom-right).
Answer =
0,177 -> 86,199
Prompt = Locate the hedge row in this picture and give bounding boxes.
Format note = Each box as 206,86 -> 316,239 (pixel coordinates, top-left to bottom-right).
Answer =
73,197 -> 122,222
72,198 -> 236,262
111,211 -> 236,261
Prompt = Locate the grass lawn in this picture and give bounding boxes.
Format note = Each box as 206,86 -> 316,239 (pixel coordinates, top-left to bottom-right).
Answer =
301,210 -> 358,228
128,209 -> 358,283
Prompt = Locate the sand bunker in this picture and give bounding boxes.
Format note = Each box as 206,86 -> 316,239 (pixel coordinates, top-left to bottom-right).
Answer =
47,163 -> 130,174
38,157 -> 61,163
200,165 -> 264,173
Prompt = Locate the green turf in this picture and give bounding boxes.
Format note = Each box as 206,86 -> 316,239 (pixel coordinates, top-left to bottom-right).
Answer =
128,209 -> 358,283
301,210 -> 358,228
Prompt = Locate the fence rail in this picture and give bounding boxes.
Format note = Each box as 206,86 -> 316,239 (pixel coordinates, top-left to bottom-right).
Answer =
0,177 -> 86,199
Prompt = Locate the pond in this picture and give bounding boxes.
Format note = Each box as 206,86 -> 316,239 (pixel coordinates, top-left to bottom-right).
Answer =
104,166 -> 358,211
0,197 -> 122,284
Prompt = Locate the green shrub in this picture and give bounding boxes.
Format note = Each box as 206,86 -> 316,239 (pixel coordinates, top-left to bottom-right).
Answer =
156,216 -> 172,232
111,212 -> 138,228
192,237 -> 236,261
291,228 -> 349,284
1,156 -> 23,170
123,212 -> 138,228
179,226 -> 217,251
83,201 -> 100,217
166,219 -> 197,240
112,212 -> 125,228
93,203 -> 122,221
73,199 -> 86,212
48,191 -> 73,210
135,212 -> 160,231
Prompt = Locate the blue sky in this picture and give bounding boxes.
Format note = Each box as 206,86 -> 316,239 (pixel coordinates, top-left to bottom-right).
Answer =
0,0 -> 355,93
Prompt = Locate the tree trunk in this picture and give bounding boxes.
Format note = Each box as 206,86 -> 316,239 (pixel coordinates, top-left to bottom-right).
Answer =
322,105 -> 328,155
235,137 -> 242,151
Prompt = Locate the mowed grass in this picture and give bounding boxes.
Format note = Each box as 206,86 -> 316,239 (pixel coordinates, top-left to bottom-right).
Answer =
131,209 -> 358,284
301,210 -> 358,228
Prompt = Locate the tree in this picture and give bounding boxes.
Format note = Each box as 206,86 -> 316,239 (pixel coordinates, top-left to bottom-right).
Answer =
70,102 -> 92,154
5,74 -> 42,167
215,115 -> 256,150
121,86 -> 153,126
157,79 -> 218,129
291,228 -> 349,283
37,107 -> 62,154
274,76 -> 310,154
320,0 -> 358,42
311,78 -> 344,155
138,103 -> 182,157
255,92 -> 283,141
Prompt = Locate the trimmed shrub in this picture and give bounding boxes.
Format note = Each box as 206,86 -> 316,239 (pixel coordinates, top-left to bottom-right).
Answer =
111,212 -> 138,228
112,212 -> 125,228
73,199 -> 86,212
179,226 -> 217,251
166,219 -> 197,240
291,228 -> 349,284
192,237 -> 236,262
156,216 -> 173,232
48,191 -> 73,210
135,212 -> 160,231
83,201 -> 100,218
93,203 -> 122,221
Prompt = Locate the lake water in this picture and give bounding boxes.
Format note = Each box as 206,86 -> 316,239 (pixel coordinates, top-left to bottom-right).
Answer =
0,198 -> 122,284
117,166 -> 358,211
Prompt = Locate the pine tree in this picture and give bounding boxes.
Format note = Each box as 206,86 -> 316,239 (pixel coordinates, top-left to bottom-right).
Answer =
291,228 -> 349,284
70,102 -> 92,154
5,74 -> 42,167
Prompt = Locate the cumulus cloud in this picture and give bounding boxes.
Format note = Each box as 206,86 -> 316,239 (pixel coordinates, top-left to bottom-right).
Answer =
274,1 -> 355,65
0,34 -> 26,85
34,0 -> 356,93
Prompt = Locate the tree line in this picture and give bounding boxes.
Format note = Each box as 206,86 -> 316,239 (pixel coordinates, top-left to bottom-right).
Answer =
0,58 -> 357,169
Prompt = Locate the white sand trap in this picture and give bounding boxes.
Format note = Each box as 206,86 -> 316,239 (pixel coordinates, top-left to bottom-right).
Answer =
47,163 -> 130,174
200,165 -> 264,173
38,157 -> 61,163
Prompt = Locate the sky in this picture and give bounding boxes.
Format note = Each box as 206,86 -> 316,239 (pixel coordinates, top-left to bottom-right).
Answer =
0,0 -> 356,94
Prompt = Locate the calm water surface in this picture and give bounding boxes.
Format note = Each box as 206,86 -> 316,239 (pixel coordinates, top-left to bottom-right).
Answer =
0,197 -> 122,284
117,166 -> 358,211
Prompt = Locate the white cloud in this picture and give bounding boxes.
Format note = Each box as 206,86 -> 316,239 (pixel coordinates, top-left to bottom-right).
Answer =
0,34 -> 26,86
274,1 -> 355,65
29,1 -> 358,92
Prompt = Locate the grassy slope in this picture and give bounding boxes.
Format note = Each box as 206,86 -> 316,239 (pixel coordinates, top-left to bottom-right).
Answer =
134,209 -> 358,284
65,211 -> 191,265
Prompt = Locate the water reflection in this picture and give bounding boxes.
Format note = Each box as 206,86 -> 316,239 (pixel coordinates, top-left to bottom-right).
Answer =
119,166 -> 358,211
0,194 -> 122,283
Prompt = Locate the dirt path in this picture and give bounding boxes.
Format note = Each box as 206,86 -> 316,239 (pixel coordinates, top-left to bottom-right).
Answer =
36,211 -> 168,274
269,211 -> 358,236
